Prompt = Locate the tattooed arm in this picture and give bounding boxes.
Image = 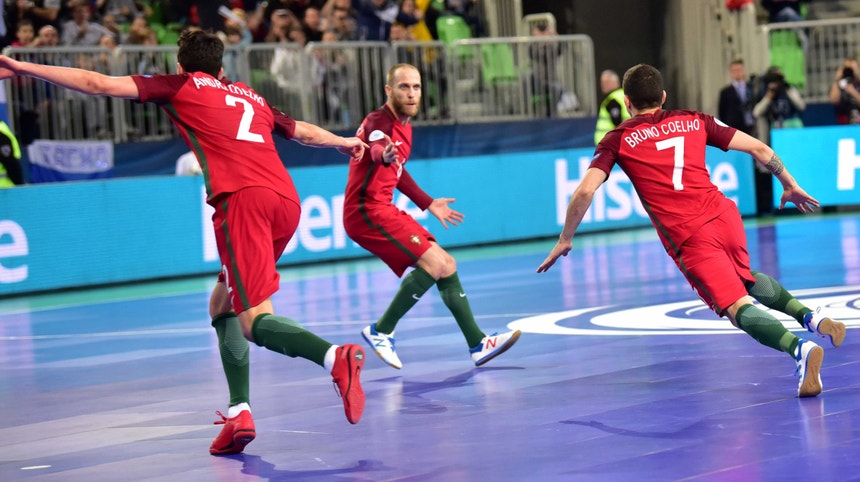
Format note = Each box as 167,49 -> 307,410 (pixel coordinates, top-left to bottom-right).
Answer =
728,130 -> 819,212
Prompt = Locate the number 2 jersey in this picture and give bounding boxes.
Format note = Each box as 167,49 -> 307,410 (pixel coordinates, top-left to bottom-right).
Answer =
591,109 -> 738,253
131,72 -> 298,205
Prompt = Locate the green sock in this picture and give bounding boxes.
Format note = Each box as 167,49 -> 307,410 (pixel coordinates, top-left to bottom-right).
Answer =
212,313 -> 250,407
735,304 -> 799,355
747,270 -> 812,328
376,267 -> 437,334
437,272 -> 485,348
250,314 -> 331,367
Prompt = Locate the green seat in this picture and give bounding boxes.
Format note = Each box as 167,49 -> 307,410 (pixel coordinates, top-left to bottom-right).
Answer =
436,15 -> 473,61
481,43 -> 518,85
769,30 -> 806,89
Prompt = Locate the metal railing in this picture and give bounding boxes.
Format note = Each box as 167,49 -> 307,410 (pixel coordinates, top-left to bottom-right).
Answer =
3,36 -> 596,143
762,17 -> 860,103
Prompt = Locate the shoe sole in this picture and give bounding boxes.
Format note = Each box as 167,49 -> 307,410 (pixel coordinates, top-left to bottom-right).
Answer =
798,345 -> 824,398
339,346 -> 366,424
361,331 -> 402,370
819,318 -> 846,348
475,330 -> 522,367
210,429 -> 256,455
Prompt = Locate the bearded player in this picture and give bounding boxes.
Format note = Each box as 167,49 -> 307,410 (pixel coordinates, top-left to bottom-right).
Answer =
343,63 -> 521,370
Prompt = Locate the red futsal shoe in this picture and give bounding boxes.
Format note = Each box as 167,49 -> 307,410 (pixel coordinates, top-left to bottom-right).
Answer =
209,410 -> 256,455
332,344 -> 366,424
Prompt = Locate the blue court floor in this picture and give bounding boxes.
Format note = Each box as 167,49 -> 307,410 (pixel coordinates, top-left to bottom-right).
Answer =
1,212 -> 858,481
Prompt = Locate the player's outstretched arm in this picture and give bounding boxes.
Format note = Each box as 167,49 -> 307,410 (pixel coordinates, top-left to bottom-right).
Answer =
428,198 -> 464,229
537,167 -> 606,273
292,120 -> 367,159
0,55 -> 139,99
727,130 -> 819,213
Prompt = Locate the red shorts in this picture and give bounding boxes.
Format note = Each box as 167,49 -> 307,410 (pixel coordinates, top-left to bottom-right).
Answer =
213,187 -> 300,314
671,206 -> 755,316
344,205 -> 434,277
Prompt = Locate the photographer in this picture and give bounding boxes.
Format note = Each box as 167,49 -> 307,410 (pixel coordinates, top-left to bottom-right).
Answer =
753,65 -> 805,132
828,57 -> 860,125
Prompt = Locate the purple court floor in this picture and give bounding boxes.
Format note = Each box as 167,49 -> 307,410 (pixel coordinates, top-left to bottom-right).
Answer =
1,212 -> 859,481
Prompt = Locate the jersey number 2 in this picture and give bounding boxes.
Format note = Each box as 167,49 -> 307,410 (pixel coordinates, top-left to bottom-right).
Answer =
655,136 -> 685,191
225,95 -> 264,143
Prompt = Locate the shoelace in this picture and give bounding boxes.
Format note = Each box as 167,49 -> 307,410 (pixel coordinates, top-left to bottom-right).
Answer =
213,411 -> 228,425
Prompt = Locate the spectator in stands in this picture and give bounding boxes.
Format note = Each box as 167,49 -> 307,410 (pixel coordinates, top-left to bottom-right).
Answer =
302,6 -> 323,42
753,65 -> 805,131
442,0 -> 480,37
219,8 -> 253,82
388,21 -> 413,42
60,0 -> 113,46
594,69 -> 630,145
10,18 -> 36,47
18,24 -> 60,144
264,8 -> 299,43
99,13 -> 123,40
309,29 -> 351,123
0,121 -> 23,187
123,14 -> 148,43
323,1 -> 355,40
351,0 -> 419,41
126,27 -> 161,75
761,0 -> 808,53
828,57 -> 860,125
401,0 -> 435,41
96,0 -> 142,24
31,22 -> 59,46
718,59 -> 756,136
761,0 -> 807,23
529,20 -> 564,117
7,0 -> 61,38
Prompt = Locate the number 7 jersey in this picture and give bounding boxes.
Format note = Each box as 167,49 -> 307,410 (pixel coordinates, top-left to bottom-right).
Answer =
132,72 -> 298,205
590,109 -> 738,252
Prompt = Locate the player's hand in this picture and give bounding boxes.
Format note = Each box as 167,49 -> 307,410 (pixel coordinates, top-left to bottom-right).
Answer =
0,55 -> 21,80
380,133 -> 398,165
338,137 -> 368,160
428,197 -> 464,229
779,185 -> 820,213
536,239 -> 572,273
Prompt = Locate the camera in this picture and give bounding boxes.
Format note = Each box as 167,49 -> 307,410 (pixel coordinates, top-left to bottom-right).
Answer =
842,67 -> 854,80
762,71 -> 786,94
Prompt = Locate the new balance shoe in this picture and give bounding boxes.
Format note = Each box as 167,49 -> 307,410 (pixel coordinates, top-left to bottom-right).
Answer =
470,330 -> 522,366
361,324 -> 402,369
210,409 -> 255,455
794,339 -> 824,398
804,308 -> 846,348
332,344 -> 366,424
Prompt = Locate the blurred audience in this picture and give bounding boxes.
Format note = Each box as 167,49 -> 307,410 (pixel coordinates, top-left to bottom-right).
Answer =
829,57 -> 860,125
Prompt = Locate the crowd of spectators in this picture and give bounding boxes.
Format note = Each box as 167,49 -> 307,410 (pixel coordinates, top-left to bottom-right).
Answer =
0,0 -> 484,52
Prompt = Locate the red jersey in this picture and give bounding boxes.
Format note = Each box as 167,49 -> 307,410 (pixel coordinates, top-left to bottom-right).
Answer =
591,109 -> 737,252
132,72 -> 298,205
343,104 -> 432,219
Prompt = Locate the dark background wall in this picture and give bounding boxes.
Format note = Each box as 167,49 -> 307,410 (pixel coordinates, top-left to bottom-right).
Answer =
523,0 -> 670,105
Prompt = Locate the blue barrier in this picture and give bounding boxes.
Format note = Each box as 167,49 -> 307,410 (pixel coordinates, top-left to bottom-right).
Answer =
0,146 -> 755,295
771,125 -> 860,207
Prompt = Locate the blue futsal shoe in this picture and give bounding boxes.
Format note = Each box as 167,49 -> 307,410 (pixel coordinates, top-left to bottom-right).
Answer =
794,339 -> 823,398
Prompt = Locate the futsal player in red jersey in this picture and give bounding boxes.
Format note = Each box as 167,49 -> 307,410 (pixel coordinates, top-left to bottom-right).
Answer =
344,63 -> 521,369
538,64 -> 845,398
0,30 -> 370,454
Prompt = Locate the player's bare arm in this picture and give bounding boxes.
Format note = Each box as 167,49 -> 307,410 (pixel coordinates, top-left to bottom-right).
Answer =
727,130 -> 819,212
428,198 -> 464,229
292,120 -> 368,158
537,167 -> 607,273
0,55 -> 140,99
